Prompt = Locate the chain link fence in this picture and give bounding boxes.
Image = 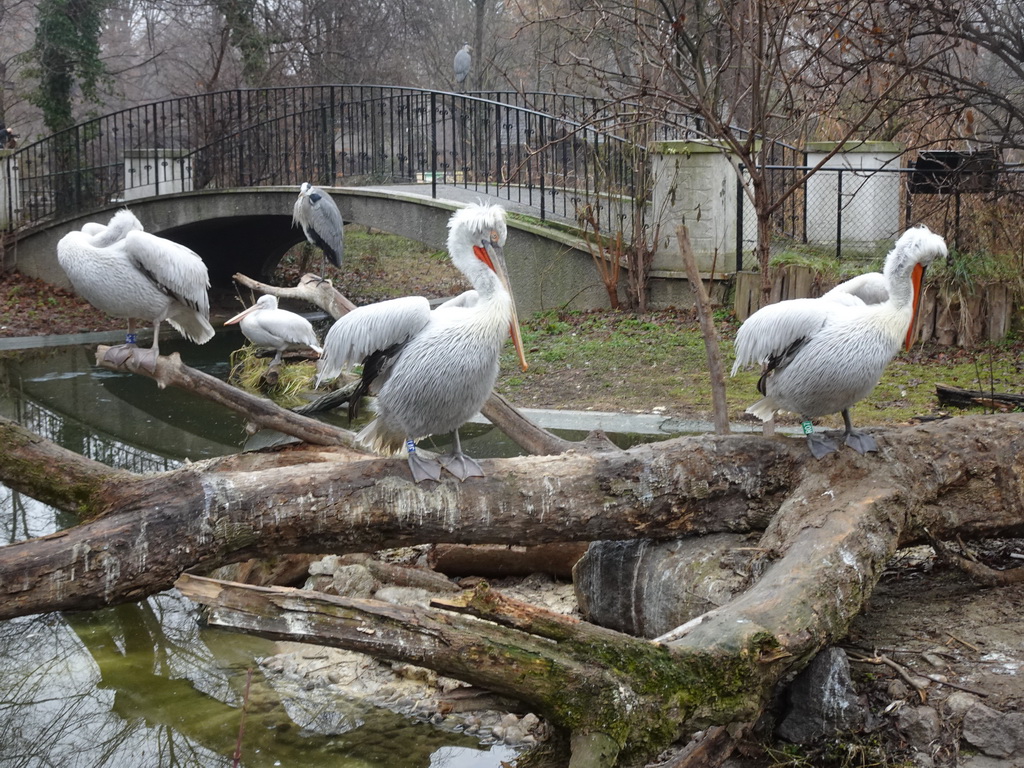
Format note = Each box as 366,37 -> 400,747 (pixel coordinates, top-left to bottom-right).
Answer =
741,162 -> 1024,267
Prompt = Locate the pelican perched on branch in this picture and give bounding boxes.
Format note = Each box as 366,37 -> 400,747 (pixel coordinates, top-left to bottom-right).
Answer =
225,294 -> 322,366
57,209 -> 214,371
316,203 -> 528,482
292,183 -> 344,271
732,225 -> 948,458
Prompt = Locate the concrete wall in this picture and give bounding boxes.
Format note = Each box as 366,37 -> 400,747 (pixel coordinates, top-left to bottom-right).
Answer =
649,141 -> 752,276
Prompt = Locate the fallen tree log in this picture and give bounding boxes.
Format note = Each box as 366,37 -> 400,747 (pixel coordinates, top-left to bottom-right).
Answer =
936,383 -> 1024,412
5,408 -> 1024,763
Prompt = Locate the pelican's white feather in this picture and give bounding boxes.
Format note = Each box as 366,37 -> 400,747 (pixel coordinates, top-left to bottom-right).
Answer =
316,295 -> 432,383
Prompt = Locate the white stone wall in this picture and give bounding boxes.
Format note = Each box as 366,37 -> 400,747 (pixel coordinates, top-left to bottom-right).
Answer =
649,141 -> 754,274
0,150 -> 20,230
805,141 -> 902,247
123,149 -> 193,201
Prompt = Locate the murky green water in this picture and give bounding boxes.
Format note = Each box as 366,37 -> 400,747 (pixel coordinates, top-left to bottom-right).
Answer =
0,330 -> 518,768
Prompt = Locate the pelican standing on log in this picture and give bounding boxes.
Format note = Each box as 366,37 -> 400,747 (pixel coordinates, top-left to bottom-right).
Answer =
293,182 -> 344,271
316,203 -> 528,482
57,209 -> 214,372
225,294 -> 322,366
731,225 -> 948,458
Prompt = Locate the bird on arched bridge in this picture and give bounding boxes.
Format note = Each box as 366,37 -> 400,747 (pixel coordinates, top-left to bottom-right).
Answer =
57,209 -> 214,372
225,294 -> 322,367
316,203 -> 528,483
454,44 -> 472,91
292,182 -> 345,272
731,225 -> 948,459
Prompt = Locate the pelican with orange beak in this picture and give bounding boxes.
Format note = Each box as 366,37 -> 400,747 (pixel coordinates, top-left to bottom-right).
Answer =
316,203 -> 527,482
732,225 -> 948,458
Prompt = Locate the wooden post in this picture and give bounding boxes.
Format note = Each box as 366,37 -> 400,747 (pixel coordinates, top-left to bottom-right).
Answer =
677,225 -> 730,434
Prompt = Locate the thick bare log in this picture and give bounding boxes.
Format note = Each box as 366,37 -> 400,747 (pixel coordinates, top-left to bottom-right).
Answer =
232,272 -> 357,318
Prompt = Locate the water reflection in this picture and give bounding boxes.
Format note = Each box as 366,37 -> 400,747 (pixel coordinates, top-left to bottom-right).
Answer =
0,333 -> 517,767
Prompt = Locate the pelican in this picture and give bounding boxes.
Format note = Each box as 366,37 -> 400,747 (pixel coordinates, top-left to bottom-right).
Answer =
292,182 -> 344,270
57,209 -> 214,371
731,225 -> 948,458
225,294 -> 323,366
454,44 -> 472,90
316,203 -> 528,482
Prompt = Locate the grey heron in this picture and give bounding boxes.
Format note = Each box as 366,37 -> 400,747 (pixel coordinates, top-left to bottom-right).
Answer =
225,294 -> 323,366
56,209 -> 214,372
454,44 -> 472,90
731,225 -> 948,458
292,182 -> 344,270
316,203 -> 528,482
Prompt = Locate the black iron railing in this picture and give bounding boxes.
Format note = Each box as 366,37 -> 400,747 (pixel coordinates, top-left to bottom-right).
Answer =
1,85 -> 644,242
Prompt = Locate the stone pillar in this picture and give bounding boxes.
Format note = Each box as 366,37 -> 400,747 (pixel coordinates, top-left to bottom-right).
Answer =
124,149 -> 193,201
0,149 -> 20,230
805,141 -> 903,248
649,140 -> 754,276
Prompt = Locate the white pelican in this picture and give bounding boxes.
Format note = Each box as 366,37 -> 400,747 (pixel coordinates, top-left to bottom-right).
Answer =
731,225 -> 948,458
316,203 -> 528,482
293,183 -> 344,270
225,294 -> 322,365
57,209 -> 214,371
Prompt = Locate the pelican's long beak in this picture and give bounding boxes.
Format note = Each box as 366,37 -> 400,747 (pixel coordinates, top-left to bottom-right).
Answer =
225,304 -> 258,326
477,241 -> 528,371
905,262 -> 926,351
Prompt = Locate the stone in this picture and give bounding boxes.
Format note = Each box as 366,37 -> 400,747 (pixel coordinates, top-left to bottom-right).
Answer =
962,703 -> 1024,758
330,564 -> 378,597
896,705 -> 942,749
308,554 -> 342,577
776,647 -> 869,743
942,691 -> 981,720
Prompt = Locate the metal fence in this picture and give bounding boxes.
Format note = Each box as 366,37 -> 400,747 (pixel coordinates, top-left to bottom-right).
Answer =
740,163 -> 1024,266
1,85 -> 643,242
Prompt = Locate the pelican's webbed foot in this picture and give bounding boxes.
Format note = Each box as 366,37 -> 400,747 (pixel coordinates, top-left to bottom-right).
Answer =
438,429 -> 485,481
440,452 -> 485,481
844,430 -> 878,455
841,409 -> 878,455
806,432 -> 841,459
102,343 -> 138,368
405,439 -> 442,483
131,346 -> 160,374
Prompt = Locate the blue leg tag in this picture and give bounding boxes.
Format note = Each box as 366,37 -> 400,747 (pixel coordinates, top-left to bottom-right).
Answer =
125,333 -> 137,345
406,439 -> 416,454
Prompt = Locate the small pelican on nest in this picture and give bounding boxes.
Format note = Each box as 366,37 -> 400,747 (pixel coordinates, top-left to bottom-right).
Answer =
57,210 -> 214,371
225,294 -> 322,366
316,203 -> 528,482
731,225 -> 948,458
